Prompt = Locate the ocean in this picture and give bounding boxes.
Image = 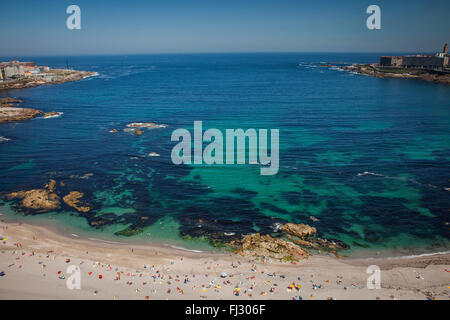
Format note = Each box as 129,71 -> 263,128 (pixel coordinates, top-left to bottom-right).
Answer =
0,53 -> 449,257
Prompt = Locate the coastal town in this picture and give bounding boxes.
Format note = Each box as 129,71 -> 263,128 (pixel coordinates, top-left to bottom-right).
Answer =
341,43 -> 450,84
0,60 -> 97,124
0,59 -> 96,90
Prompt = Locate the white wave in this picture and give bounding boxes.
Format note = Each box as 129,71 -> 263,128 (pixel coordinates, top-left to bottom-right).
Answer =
271,222 -> 283,232
0,136 -> 11,142
386,250 -> 450,260
169,245 -> 203,253
357,171 -> 384,177
41,112 -> 63,119
83,72 -> 99,79
148,152 -> 160,157
87,237 -> 127,245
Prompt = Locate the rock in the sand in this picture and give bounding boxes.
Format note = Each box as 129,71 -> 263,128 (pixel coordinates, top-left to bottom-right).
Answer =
281,223 -> 316,238
7,180 -> 60,212
63,191 -> 91,213
235,233 -> 309,260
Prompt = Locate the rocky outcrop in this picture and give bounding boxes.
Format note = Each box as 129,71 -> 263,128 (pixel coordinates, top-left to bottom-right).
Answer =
0,106 -> 42,123
230,220 -> 349,260
134,129 -> 143,135
6,180 -> 60,212
281,223 -> 316,238
42,112 -> 63,118
289,237 -> 321,249
0,97 -> 42,123
45,179 -> 56,193
63,191 -> 91,213
234,233 -> 309,260
0,97 -> 22,107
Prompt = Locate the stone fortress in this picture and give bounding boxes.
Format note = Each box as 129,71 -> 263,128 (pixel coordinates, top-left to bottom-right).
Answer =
380,43 -> 449,71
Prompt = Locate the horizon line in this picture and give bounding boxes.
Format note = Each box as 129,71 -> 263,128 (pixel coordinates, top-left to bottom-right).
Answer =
0,50 -> 437,59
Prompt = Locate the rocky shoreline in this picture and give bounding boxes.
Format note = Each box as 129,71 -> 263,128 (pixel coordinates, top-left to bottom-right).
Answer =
0,69 -> 97,90
4,179 -> 347,260
341,64 -> 450,85
0,97 -> 64,124
0,97 -> 42,123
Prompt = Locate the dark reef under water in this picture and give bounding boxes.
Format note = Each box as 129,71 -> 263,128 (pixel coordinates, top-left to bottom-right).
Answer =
0,53 -> 449,255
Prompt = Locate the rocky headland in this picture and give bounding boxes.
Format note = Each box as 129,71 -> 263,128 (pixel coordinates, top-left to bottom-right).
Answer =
0,97 -> 64,124
341,64 -> 450,85
0,69 -> 97,90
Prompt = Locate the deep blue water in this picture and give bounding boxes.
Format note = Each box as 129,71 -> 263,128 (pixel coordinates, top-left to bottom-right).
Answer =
0,53 -> 449,256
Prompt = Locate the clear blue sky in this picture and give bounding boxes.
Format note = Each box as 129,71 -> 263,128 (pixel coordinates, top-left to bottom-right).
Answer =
1,0 -> 449,56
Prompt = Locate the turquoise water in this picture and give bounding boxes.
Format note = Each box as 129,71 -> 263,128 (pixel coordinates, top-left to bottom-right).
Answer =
0,53 -> 449,256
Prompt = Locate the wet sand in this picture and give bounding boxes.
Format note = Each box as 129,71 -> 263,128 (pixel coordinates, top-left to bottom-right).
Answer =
0,220 -> 449,300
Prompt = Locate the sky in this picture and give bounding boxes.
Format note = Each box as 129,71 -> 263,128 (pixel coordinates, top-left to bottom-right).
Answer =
0,0 -> 449,56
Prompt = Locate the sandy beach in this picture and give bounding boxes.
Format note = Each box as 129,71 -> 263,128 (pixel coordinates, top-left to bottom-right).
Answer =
0,219 -> 448,300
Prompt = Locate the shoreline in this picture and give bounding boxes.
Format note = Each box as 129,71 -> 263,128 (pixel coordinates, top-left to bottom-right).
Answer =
0,218 -> 449,300
1,200 -> 449,261
4,211 -> 450,262
340,64 -> 450,85
0,69 -> 98,91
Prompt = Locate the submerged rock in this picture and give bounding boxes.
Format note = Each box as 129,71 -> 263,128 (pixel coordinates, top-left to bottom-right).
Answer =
114,225 -> 146,237
6,180 -> 60,212
233,233 -> 309,260
134,129 -> 143,135
69,173 -> 93,179
281,223 -> 316,238
63,191 -> 91,213
314,238 -> 349,251
126,122 -> 167,129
